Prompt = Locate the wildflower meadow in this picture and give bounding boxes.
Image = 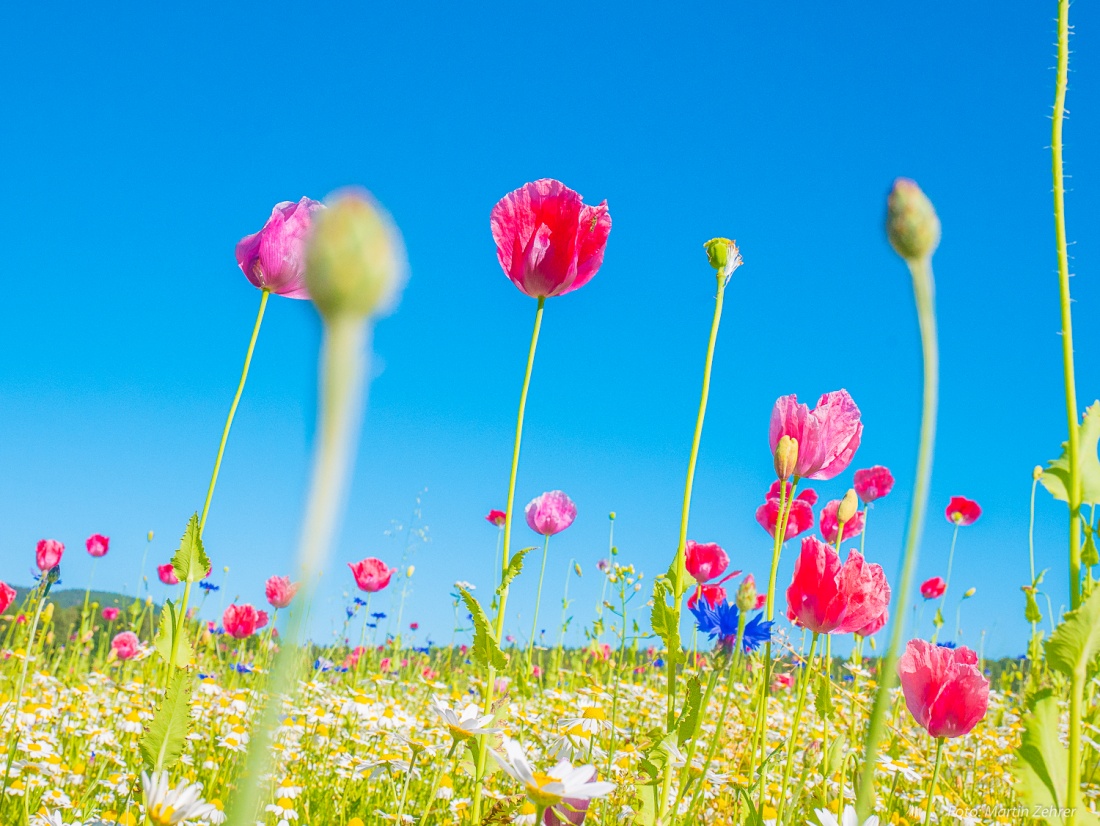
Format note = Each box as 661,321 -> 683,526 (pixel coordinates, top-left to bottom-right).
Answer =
1,4 -> 1099,826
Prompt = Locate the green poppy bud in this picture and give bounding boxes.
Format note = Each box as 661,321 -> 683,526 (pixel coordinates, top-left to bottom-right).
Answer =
702,237 -> 743,284
774,436 -> 799,482
886,178 -> 940,261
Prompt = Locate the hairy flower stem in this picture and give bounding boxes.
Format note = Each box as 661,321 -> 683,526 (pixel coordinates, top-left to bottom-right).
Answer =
527,533 -> 552,676
922,738 -> 945,826
776,631 -> 819,824
856,254 -> 938,817
657,275 -> 727,826
472,296 -> 545,823
225,316 -> 369,826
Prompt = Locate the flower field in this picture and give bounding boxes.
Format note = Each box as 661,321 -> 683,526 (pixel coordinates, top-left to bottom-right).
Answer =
3,5 -> 1100,826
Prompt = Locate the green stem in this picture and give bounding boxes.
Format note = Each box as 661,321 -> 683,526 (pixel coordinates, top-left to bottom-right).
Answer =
200,289 -> 269,536
225,316 -> 369,826
527,533 -> 552,675
861,505 -> 871,556
932,523 -> 959,643
856,253 -> 938,818
776,631 -> 819,824
472,296 -> 545,823
922,738 -> 945,826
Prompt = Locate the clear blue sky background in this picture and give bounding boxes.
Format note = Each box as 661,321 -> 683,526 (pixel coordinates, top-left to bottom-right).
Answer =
1,3 -> 1098,658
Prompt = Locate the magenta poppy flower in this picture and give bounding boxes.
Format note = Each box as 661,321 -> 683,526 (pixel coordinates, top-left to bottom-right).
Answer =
349,557 -> 397,593
157,563 -> 180,586
525,490 -> 577,536
102,607 -> 120,622
111,631 -> 141,661
685,541 -> 729,584
769,390 -> 863,481
920,576 -> 947,600
222,604 -> 269,639
785,537 -> 890,635
819,499 -> 866,545
897,639 -> 990,738
854,465 -> 895,504
235,197 -> 324,298
86,533 -> 109,558
945,496 -> 981,526
490,179 -> 611,298
687,583 -> 727,611
857,607 -> 888,637
0,582 -> 15,614
755,481 -> 818,541
264,575 -> 300,609
485,509 -> 507,527
35,539 -> 64,572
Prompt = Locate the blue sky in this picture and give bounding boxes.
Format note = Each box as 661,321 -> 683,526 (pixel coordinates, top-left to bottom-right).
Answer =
1,3 -> 1098,657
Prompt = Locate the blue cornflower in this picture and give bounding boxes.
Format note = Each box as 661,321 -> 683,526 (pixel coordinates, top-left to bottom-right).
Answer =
366,622 -> 377,629
234,663 -> 253,674
371,612 -> 387,620
346,607 -> 356,619
314,657 -> 334,672
354,598 -> 368,607
690,599 -> 774,654
936,641 -> 958,649
199,581 -> 220,592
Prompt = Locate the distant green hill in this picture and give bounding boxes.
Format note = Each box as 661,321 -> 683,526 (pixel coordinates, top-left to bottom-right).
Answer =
8,587 -> 144,610
6,587 -> 158,643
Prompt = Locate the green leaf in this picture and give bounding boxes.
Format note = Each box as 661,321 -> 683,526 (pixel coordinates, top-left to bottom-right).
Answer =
153,600 -> 193,668
496,547 -> 533,597
1012,689 -> 1100,825
932,608 -> 944,628
1046,586 -> 1100,678
458,587 -> 505,671
140,669 -> 193,772
649,578 -> 681,670
675,675 -> 703,745
171,513 -> 211,584
1040,401 -> 1100,507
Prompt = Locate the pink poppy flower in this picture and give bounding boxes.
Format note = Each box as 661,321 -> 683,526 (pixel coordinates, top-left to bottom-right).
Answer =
235,197 -> 324,298
920,576 -> 947,600
490,179 -> 611,298
349,558 -> 397,593
222,604 -> 269,639
85,534 -> 110,558
157,563 -> 180,585
486,509 -> 507,527
102,607 -> 120,622
818,499 -> 866,545
525,490 -> 577,536
857,607 -> 889,637
264,575 -> 300,609
685,541 -> 729,584
687,583 -> 727,611
111,631 -> 141,661
0,582 -> 15,614
897,639 -> 990,738
945,496 -> 981,526
35,539 -> 64,571
755,481 -> 818,541
543,768 -> 598,825
785,537 -> 891,635
853,466 -> 895,504
769,390 -> 863,481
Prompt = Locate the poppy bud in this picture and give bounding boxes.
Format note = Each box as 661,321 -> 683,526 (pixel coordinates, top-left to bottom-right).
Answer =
574,562 -> 583,577
609,512 -> 616,521
1032,465 -> 1044,482
736,574 -> 758,613
837,489 -> 859,525
147,531 -> 154,542
305,190 -> 406,321
963,587 -> 976,599
406,565 -> 415,579
774,435 -> 799,482
886,178 -> 940,261
702,237 -> 743,285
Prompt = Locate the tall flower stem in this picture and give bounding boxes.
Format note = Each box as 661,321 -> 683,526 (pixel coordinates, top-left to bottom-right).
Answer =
922,738 -> 945,826
471,296 -> 545,823
225,316 -> 369,826
931,523 -> 959,643
776,631 -> 819,824
1052,2 -> 1084,819
527,533 -> 552,675
856,253 -> 938,818
200,289 -> 270,537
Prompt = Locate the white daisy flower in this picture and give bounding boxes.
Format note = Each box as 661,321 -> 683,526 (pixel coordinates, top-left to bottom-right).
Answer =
431,699 -> 500,741
811,805 -> 880,826
491,739 -> 615,812
141,770 -> 217,825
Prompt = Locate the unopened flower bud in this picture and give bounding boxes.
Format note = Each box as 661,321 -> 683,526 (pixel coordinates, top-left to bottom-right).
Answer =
702,237 -> 744,285
406,565 -> 415,578
837,489 -> 859,525
963,587 -> 976,599
147,531 -> 154,542
736,574 -> 758,613
1033,465 -> 1044,482
574,562 -> 583,577
774,435 -> 798,481
886,178 -> 940,261
609,512 -> 616,521
305,190 -> 406,321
